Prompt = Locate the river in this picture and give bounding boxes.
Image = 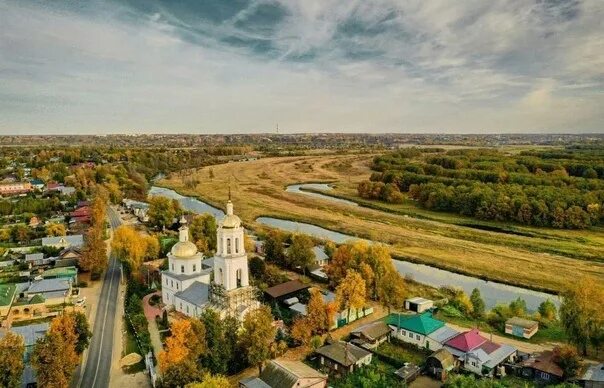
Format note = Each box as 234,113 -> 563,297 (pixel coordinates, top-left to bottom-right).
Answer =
149,185 -> 558,310
286,183 -> 358,206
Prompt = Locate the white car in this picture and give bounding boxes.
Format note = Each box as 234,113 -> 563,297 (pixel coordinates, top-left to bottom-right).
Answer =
75,297 -> 87,307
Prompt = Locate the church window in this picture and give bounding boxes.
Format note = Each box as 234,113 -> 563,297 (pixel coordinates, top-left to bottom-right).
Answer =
171,263 -> 174,271
193,264 -> 196,272
236,268 -> 242,288
176,283 -> 179,290
171,280 -> 173,287
181,265 -> 185,274
186,305 -> 189,314
227,238 -> 231,254
235,238 -> 239,253
218,268 -> 223,285
165,278 -> 168,285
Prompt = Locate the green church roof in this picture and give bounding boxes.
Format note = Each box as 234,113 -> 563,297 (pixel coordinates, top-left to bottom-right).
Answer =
386,312 -> 445,335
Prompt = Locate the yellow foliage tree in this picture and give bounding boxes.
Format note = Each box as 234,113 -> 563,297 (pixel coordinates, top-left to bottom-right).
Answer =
46,223 -> 66,237
111,225 -> 147,273
0,331 -> 25,388
158,319 -> 206,373
306,288 -> 328,334
336,269 -> 366,323
291,317 -> 313,346
186,373 -> 231,388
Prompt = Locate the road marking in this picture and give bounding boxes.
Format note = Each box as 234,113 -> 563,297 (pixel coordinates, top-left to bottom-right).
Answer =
90,257 -> 116,388
89,208 -> 121,388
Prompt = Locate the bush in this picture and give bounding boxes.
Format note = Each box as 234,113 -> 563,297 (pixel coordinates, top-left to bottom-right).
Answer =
76,281 -> 88,288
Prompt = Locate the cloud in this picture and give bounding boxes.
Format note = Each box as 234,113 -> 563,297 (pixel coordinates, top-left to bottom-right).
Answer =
0,0 -> 602,134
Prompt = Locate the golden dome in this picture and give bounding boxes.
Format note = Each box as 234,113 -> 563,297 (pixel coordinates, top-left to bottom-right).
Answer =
221,214 -> 241,228
171,241 -> 198,258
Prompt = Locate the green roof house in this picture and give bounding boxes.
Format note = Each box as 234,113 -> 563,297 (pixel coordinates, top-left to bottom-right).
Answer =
386,312 -> 457,351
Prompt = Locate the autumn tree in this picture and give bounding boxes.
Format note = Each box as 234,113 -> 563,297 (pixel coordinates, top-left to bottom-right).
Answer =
336,270 -> 367,322
160,360 -> 202,388
291,317 -> 313,346
111,225 -> 147,273
286,234 -> 315,274
31,332 -> 73,388
306,288 -> 329,334
145,235 -> 161,260
49,313 -> 79,366
239,306 -> 276,373
186,373 -> 231,388
158,319 -> 206,373
553,345 -> 581,379
560,277 -> 604,355
46,223 -> 66,237
0,331 -> 25,388
79,226 -> 107,274
376,270 -> 406,313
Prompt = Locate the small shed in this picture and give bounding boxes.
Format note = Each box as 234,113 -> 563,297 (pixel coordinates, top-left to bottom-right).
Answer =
405,297 -> 434,313
394,363 -> 421,384
505,317 -> 539,339
426,348 -> 456,381
315,341 -> 372,377
350,320 -> 391,349
264,280 -> 310,303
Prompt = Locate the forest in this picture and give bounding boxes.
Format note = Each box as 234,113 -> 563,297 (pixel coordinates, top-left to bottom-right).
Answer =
359,146 -> 604,229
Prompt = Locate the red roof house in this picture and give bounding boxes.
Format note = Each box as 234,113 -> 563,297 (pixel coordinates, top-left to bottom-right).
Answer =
71,206 -> 91,224
445,329 -> 487,352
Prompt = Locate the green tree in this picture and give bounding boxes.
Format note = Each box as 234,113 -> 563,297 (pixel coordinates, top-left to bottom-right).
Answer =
286,233 -> 315,274
0,331 -> 25,388
239,306 -> 276,373
72,311 -> 92,354
148,196 -> 179,229
470,288 -> 485,318
538,299 -> 557,321
263,230 -> 286,264
509,297 -> 527,317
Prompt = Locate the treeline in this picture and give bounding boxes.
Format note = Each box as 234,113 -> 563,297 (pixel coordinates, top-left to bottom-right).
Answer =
363,147 -> 604,229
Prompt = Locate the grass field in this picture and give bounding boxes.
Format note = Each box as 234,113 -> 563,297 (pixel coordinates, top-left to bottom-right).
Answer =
159,153 -> 604,294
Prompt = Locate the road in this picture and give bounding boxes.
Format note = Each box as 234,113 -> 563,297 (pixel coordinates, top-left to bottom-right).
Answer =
78,207 -> 122,388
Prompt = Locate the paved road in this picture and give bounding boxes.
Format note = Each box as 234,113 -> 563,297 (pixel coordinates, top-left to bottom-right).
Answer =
78,207 -> 122,388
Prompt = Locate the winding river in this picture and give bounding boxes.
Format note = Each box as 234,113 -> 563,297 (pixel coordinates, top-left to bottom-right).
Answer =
285,183 -> 358,206
150,185 -> 559,310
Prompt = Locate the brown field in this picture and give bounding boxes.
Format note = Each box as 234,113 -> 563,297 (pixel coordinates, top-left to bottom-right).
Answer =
159,154 -> 604,294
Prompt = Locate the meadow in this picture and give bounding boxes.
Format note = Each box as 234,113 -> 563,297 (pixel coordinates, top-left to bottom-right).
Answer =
159,153 -> 604,294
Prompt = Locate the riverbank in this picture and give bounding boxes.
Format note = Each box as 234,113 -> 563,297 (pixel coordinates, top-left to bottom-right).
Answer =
154,155 -> 604,294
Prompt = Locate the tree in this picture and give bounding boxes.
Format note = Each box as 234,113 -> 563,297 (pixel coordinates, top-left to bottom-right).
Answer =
159,319 -> 206,373
239,306 -> 276,373
553,345 -> 580,379
287,234 -> 315,274
46,223 -> 66,237
31,332 -> 71,388
111,225 -> 147,273
160,359 -> 203,388
560,277 -> 604,355
306,288 -> 329,334
148,196 -> 179,229
538,299 -> 557,321
290,317 -> 313,346
509,297 -> 527,317
263,230 -> 286,264
189,214 -> 217,252
336,270 -> 366,323
72,311 -> 92,354
249,256 -> 266,280
0,331 -> 25,388
80,226 -> 107,274
376,270 -> 406,313
145,235 -> 160,260
470,288 -> 485,318
186,373 -> 231,388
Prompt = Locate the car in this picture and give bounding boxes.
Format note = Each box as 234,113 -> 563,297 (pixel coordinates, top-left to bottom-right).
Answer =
75,297 -> 87,307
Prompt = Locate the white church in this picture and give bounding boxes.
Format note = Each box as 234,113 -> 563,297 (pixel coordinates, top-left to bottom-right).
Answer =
161,199 -> 259,319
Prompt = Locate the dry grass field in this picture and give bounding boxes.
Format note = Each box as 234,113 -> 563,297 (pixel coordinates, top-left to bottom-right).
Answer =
159,154 -> 604,294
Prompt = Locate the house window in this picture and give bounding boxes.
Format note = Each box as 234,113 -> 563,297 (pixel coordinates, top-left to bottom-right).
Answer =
401,330 -> 406,336
416,334 -> 420,340
408,332 -> 413,338
471,361 -> 476,367
179,302 -> 182,310
227,238 -> 231,254
181,265 -> 185,273
235,238 -> 239,253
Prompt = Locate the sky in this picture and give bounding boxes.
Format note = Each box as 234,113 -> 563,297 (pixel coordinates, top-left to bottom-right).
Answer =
0,0 -> 603,134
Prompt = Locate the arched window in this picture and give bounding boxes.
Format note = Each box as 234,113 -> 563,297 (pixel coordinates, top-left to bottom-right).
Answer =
235,238 -> 239,253
181,265 -> 185,273
218,268 -> 223,285
236,268 -> 242,288
227,238 -> 231,254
